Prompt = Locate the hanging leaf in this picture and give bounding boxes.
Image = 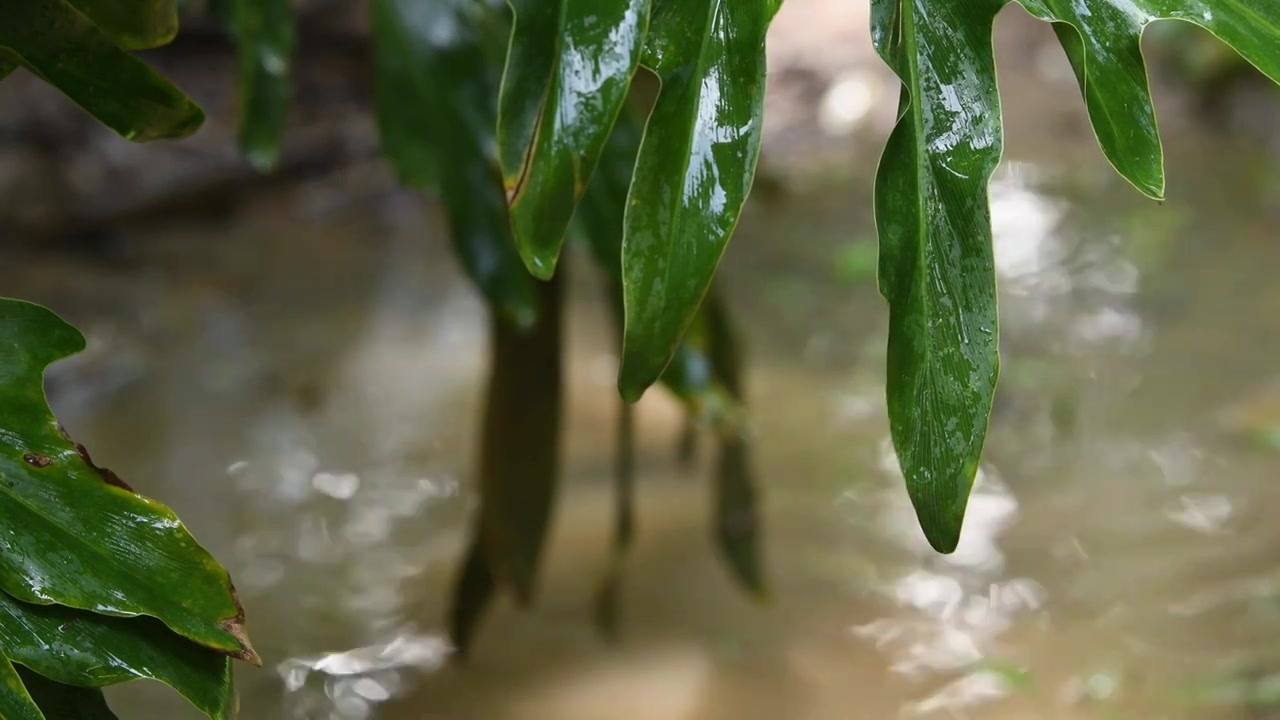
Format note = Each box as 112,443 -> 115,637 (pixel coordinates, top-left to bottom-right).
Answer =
0,0 -> 203,141
66,0 -> 178,50
0,299 -> 256,662
592,363 -> 636,639
0,590 -> 235,720
1017,0 -> 1280,199
449,273 -> 563,650
226,0 -> 295,171
0,656 -> 44,720
617,0 -> 782,400
17,667 -> 118,720
498,0 -> 651,277
870,0 -> 1280,553
372,0 -> 537,327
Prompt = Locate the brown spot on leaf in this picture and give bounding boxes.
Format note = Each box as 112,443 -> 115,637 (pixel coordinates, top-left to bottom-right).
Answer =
57,423 -> 133,492
23,453 -> 52,468
221,581 -> 261,666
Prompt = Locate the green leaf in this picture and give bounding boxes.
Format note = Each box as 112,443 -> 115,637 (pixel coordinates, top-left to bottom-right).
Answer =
0,0 -> 203,141
1016,0 -> 1280,199
870,0 -> 1005,554
372,0 -> 537,327
0,299 -> 256,662
0,656 -> 44,720
592,372 -> 636,639
65,0 -> 178,50
17,667 -> 118,720
617,0 -> 782,400
0,590 -> 235,719
450,272 -> 563,650
870,0 -> 1280,553
498,0 -> 651,278
227,0 -> 295,172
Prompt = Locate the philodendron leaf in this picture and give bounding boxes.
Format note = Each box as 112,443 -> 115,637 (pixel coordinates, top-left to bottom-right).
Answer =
66,0 -> 178,50
227,0 -> 295,171
372,0 -> 538,327
0,656 -> 43,720
871,0 -> 1004,554
18,667 -> 118,720
0,0 -> 203,141
871,0 -> 1280,553
0,591 -> 235,719
498,0 -> 651,277
1018,0 -> 1280,199
617,0 -> 781,400
0,299 -> 257,663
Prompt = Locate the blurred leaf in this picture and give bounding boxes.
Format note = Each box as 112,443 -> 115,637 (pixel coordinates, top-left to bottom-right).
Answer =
447,537 -> 497,657
66,0 -> 178,49
715,434 -> 763,595
836,241 -> 878,285
450,273 -> 563,650
17,667 -> 117,720
227,0 -> 294,171
870,0 -> 1280,553
593,400 -> 635,638
372,0 -> 537,327
617,0 -> 782,400
498,0 -> 650,277
0,299 -> 256,662
0,50 -> 18,80
0,0 -> 203,141
0,656 -> 43,720
0,590 -> 235,719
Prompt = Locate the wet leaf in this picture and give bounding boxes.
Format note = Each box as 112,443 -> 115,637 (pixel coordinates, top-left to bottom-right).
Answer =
617,0 -> 781,400
0,0 -> 203,141
498,0 -> 650,277
1017,0 -> 1280,199
0,590 -> 235,719
372,0 -> 537,326
871,0 -> 1006,553
870,0 -> 1280,552
226,0 -> 294,171
18,667 -> 118,720
0,656 -> 43,720
66,0 -> 178,50
451,271 -> 563,649
0,299 -> 256,662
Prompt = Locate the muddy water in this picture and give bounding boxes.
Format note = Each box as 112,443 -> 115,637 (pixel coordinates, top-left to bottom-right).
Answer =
4,9 -> 1280,720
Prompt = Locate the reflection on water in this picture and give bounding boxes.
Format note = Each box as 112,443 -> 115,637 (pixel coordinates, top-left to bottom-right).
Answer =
4,25 -> 1280,720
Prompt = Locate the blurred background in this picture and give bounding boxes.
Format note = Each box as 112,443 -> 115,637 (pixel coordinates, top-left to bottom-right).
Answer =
3,0 -> 1280,718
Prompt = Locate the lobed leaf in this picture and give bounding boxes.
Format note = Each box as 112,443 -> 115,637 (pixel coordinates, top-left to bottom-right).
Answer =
617,0 -> 781,400
0,0 -> 203,141
227,0 -> 295,172
372,0 -> 537,327
0,590 -> 235,719
498,0 -> 651,278
0,299 -> 256,662
870,0 -> 1280,553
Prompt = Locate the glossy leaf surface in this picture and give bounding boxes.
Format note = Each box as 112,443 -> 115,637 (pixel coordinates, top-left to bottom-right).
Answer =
870,0 -> 1280,552
617,0 -> 780,400
18,668 -> 117,720
227,0 -> 294,171
0,0 -> 203,141
1017,0 -> 1280,198
498,0 -> 650,277
0,299 -> 255,661
372,0 -> 537,326
0,657 -> 43,720
0,591 -> 235,719
66,0 -> 178,49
